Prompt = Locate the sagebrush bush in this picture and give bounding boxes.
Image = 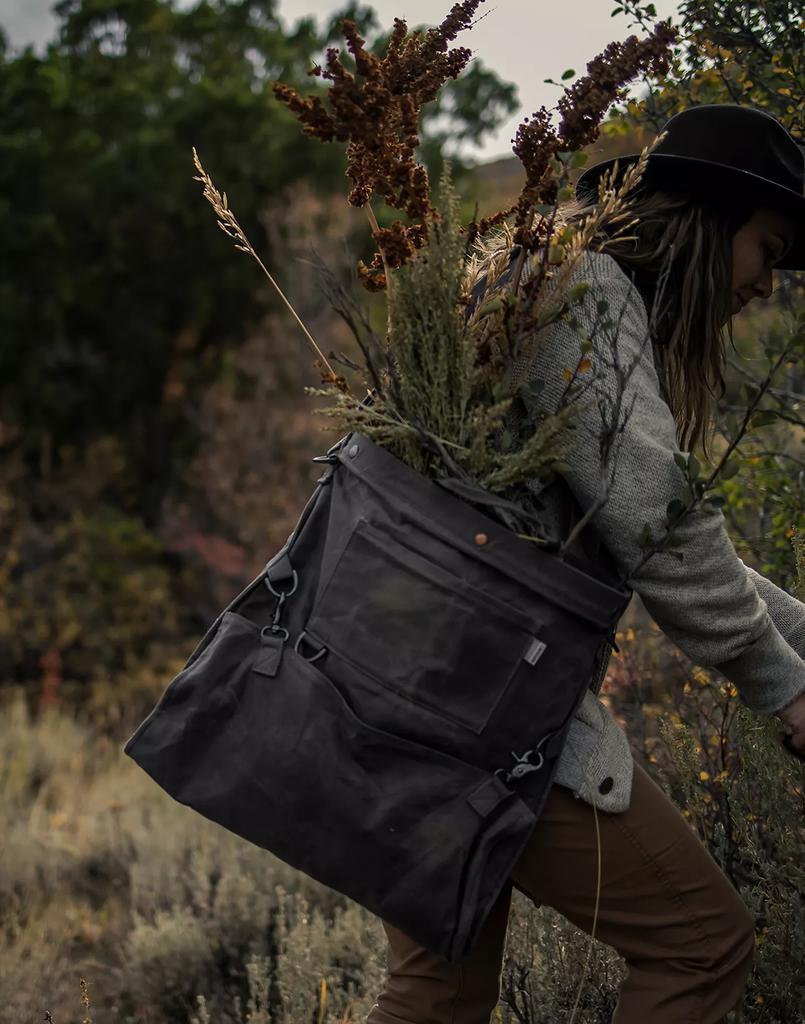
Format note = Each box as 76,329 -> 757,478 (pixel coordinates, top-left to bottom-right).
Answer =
497,890 -> 626,1023
0,689 -> 386,1023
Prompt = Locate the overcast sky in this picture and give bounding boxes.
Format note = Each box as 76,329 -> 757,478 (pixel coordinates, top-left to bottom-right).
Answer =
0,0 -> 680,162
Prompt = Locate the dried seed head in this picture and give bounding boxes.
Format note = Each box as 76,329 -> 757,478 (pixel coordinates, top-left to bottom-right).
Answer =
273,2 -> 488,288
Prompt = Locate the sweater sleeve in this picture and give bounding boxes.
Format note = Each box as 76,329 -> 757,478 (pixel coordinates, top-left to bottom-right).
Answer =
740,560 -> 805,660
516,250 -> 805,717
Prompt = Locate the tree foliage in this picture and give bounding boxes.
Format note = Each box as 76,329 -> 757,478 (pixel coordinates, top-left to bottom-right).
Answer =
0,0 -> 515,521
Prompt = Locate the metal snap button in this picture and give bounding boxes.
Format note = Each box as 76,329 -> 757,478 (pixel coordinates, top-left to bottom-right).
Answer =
598,776 -> 614,795
348,443 -> 359,457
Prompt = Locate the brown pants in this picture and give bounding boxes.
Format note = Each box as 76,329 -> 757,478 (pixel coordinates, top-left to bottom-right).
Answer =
366,759 -> 755,1024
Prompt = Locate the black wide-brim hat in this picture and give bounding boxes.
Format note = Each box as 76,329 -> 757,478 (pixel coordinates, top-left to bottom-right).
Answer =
575,103 -> 805,271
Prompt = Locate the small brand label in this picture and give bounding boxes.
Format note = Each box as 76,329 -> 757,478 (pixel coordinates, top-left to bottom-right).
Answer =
524,636 -> 547,666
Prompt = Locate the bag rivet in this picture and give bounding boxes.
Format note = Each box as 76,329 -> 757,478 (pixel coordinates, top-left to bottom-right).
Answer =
474,532 -> 488,546
348,443 -> 359,457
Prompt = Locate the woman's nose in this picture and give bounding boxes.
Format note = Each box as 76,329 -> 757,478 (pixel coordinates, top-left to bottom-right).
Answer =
753,267 -> 774,300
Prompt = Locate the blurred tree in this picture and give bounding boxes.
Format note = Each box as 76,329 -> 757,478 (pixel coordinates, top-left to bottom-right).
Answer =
0,0 -> 516,524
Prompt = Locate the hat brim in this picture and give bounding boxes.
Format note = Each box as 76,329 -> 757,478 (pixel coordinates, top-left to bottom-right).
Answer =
575,153 -> 805,271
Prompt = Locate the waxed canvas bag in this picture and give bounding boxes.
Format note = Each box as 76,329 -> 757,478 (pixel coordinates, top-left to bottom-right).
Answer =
124,423 -> 632,962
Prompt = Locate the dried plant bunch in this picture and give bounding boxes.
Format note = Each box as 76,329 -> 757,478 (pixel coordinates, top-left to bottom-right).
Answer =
302,142 -> 664,545
272,0 -> 486,291
274,3 -> 677,292
194,6 -> 678,541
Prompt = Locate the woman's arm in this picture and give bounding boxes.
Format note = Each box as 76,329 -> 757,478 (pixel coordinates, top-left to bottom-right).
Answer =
740,560 -> 805,659
516,249 -> 805,717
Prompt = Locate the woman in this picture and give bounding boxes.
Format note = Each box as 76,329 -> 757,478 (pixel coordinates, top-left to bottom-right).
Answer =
366,104 -> 805,1023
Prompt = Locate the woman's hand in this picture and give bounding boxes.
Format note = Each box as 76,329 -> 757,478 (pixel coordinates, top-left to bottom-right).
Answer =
777,691 -> 805,761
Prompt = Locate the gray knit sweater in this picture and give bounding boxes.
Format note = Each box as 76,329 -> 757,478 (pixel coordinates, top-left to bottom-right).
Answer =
513,250 -> 805,813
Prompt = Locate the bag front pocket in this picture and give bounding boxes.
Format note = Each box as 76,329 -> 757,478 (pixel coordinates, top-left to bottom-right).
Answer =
305,517 -> 548,734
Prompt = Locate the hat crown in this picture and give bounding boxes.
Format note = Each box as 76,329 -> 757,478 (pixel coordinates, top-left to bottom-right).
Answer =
574,103 -> 805,269
652,104 -> 803,195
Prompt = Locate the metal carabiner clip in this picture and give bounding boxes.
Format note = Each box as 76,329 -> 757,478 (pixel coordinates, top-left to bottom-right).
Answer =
508,748 -> 545,779
495,732 -> 551,784
260,623 -> 289,643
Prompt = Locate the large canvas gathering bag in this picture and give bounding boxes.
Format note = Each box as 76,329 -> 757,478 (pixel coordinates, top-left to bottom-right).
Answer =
123,411 -> 632,961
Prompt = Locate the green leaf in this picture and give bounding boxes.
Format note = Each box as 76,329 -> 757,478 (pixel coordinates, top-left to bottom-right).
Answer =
548,244 -> 565,264
580,339 -> 593,354
720,458 -> 741,480
750,410 -> 778,429
477,297 -> 505,318
673,452 -> 688,470
611,7 -> 624,15
569,282 -> 590,303
561,69 -> 576,80
724,414 -> 740,438
666,499 -> 686,519
596,299 -> 609,315
638,523 -> 654,549
688,453 -> 700,479
706,494 -> 727,508
570,151 -> 589,168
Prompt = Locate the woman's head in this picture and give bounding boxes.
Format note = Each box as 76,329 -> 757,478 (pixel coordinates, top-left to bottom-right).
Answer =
551,185 -> 792,461
562,101 -> 804,460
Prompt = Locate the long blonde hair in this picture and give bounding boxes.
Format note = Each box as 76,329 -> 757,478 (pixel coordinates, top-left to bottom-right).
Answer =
482,186 -> 756,462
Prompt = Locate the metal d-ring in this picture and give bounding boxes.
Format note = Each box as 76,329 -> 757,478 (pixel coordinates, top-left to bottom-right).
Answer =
294,630 -> 327,663
265,568 -> 298,599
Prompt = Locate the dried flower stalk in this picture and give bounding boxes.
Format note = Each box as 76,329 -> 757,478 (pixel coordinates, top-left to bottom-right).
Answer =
191,146 -> 349,391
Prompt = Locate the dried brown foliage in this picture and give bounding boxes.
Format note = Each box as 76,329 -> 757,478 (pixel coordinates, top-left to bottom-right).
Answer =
505,25 -> 679,238
273,4 -> 678,290
272,1 -> 485,289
